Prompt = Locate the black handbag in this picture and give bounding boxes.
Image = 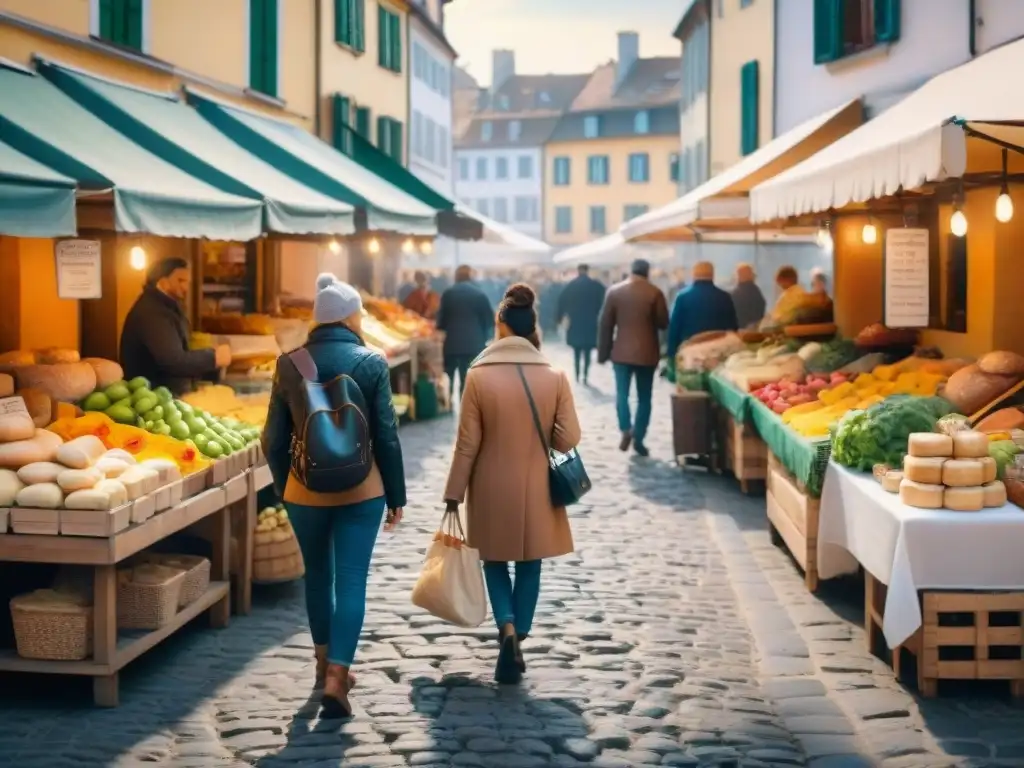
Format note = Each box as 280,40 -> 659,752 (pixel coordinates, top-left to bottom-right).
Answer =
516,365 -> 591,507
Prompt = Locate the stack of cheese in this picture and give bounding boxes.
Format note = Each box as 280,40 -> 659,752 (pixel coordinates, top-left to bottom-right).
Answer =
891,431 -> 1008,511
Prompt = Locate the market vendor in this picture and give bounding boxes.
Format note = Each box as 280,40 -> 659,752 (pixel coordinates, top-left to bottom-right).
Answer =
666,261 -> 738,364
120,257 -> 232,395
401,270 -> 439,318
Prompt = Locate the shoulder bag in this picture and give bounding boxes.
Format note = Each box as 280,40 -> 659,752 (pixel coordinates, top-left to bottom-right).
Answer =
516,365 -> 591,507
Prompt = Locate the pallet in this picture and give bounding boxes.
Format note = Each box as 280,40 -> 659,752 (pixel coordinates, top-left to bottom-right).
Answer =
766,452 -> 820,592
717,409 -> 767,494
866,572 -> 1024,697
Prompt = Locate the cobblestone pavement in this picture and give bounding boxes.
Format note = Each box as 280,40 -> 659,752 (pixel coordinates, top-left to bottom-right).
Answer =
0,343 -> 1023,768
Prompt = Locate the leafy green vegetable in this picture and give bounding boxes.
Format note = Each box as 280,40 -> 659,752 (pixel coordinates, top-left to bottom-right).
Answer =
831,395 -> 955,471
676,370 -> 706,392
805,338 -> 859,373
989,440 -> 1019,479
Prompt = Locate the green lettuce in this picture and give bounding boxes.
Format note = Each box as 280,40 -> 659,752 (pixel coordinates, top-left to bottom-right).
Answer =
831,396 -> 955,471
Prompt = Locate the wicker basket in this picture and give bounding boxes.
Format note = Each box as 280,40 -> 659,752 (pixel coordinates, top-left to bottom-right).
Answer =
11,590 -> 93,661
137,554 -> 211,608
253,532 -> 305,583
117,564 -> 187,630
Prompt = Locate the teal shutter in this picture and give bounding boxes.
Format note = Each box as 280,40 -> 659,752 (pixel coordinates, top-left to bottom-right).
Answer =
335,0 -> 350,45
389,11 -> 402,72
249,0 -> 265,91
813,0 -> 843,64
332,94 -> 352,155
740,60 -> 759,156
874,0 -> 901,43
99,0 -> 115,41
377,116 -> 391,154
390,120 -> 403,164
263,0 -> 278,97
124,0 -> 143,49
378,4 -> 388,68
356,106 -> 372,138
353,0 -> 366,51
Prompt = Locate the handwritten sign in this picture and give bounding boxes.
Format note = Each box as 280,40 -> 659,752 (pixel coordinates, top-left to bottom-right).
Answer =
55,240 -> 102,300
884,228 -> 929,328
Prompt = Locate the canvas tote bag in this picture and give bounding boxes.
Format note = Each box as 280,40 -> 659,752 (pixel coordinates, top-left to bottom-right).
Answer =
411,510 -> 487,627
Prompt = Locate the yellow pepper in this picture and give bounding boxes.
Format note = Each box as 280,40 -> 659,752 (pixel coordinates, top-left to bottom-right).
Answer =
781,401 -> 826,423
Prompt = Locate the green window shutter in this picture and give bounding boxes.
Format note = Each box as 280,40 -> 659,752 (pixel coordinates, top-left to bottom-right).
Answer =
332,94 -> 352,155
390,11 -> 402,72
263,0 -> 279,97
353,0 -> 366,51
813,0 -> 843,64
356,106 -> 372,138
874,0 -> 901,43
124,0 -> 143,49
390,120 -> 403,164
378,4 -> 389,68
740,60 -> 760,156
249,0 -> 266,91
98,0 -> 116,41
377,116 -> 391,155
335,0 -> 350,45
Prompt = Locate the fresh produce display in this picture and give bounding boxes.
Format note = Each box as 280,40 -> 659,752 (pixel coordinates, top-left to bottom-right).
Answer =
804,338 -> 859,374
180,385 -> 270,428
721,342 -> 805,391
679,332 -> 747,373
0,348 -> 118,404
361,312 -> 412,358
854,324 -> 920,349
256,503 -> 291,536
363,295 -> 436,339
831,396 -> 955,471
942,351 -> 1024,417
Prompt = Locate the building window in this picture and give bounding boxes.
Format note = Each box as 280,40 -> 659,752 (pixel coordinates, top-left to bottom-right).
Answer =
583,115 -> 601,139
413,42 -> 425,79
439,127 -> 449,168
355,106 -> 372,139
97,0 -> 145,50
508,120 -> 522,141
424,118 -> 436,163
493,197 -> 509,223
624,204 -> 650,221
634,110 -> 650,135
377,3 -> 402,73
248,0 -> 278,96
458,156 -> 469,181
628,153 -> 650,183
681,147 -> 692,191
481,121 -> 493,142
412,110 -> 424,158
555,206 -> 572,234
589,206 -> 607,234
741,0 -> 754,7
517,155 -> 533,179
475,157 -> 488,180
515,196 -> 538,223
477,198 -> 490,217
740,60 -> 760,156
553,157 -> 571,186
334,0 -> 365,51
814,0 -> 901,64
376,116 -> 403,163
681,18 -> 709,108
695,139 -> 707,185
332,94 -> 353,156
498,94 -> 510,111
495,157 -> 509,180
670,153 -> 680,183
587,156 -> 609,185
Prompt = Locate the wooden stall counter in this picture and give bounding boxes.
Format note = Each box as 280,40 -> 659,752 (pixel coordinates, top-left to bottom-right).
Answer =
717,409 -> 768,494
766,452 -> 821,592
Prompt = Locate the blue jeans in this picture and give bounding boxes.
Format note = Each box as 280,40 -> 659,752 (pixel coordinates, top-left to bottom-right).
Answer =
572,347 -> 593,381
286,496 -> 385,666
483,560 -> 542,635
613,363 -> 656,444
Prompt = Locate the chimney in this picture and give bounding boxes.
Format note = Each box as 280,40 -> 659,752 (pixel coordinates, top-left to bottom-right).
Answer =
616,32 -> 639,87
491,49 -> 515,94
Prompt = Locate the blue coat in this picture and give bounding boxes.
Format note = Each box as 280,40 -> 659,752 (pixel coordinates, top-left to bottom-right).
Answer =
557,274 -> 606,350
436,280 -> 495,358
262,324 -> 407,509
667,280 -> 739,362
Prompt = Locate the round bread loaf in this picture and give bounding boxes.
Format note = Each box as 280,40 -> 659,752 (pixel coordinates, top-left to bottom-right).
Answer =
978,350 -> 1024,377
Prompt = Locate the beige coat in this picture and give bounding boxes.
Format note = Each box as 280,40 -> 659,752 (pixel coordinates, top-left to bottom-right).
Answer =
443,337 -> 582,562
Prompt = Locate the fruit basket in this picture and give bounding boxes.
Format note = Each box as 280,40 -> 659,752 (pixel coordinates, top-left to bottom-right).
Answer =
253,504 -> 304,583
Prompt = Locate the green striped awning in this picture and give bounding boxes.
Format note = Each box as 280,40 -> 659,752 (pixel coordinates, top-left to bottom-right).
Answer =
0,138 -> 76,237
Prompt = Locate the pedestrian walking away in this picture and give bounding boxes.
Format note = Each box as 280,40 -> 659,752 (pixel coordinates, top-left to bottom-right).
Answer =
261,273 -> 407,719
730,263 -> 767,330
443,283 -> 582,685
401,270 -> 439,319
557,263 -> 607,384
598,258 -> 669,457
436,265 -> 495,401
667,261 -> 739,366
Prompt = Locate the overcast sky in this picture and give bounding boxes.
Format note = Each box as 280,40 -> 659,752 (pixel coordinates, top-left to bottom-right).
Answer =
444,0 -> 683,84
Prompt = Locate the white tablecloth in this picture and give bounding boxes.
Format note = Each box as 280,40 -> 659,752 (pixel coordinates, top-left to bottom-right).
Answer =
818,461 -> 1024,648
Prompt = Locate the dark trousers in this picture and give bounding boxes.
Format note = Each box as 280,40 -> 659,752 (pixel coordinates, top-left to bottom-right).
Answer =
444,355 -> 474,400
572,347 -> 593,381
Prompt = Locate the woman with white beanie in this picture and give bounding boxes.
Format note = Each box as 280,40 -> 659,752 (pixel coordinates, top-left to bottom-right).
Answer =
262,274 -> 407,718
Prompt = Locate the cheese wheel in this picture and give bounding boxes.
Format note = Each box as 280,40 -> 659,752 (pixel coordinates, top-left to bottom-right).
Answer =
983,480 -> 1008,508
979,456 -> 998,484
881,470 -> 903,493
942,459 -> 985,487
900,479 -> 945,509
952,430 -> 990,458
908,432 -> 953,458
944,486 -> 984,511
903,456 -> 946,484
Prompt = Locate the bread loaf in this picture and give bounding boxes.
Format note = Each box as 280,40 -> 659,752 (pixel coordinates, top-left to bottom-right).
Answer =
944,486 -> 984,511
903,456 -> 946,484
983,481 -> 1008,508
975,408 -> 1024,433
943,364 -> 1019,416
978,351 -> 1024,377
942,459 -> 985,487
900,479 -> 944,509
907,433 -> 953,458
952,431 -> 990,458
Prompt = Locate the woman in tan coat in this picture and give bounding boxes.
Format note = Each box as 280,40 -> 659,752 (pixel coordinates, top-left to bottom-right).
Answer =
444,283 -> 582,684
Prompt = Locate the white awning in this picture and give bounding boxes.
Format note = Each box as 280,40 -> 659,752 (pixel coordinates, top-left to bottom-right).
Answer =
552,233 -> 676,267
621,99 -> 863,242
750,38 -> 1024,224
456,202 -> 551,254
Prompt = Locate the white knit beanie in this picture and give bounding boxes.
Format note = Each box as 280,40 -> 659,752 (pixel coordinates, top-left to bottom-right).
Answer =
313,273 -> 362,325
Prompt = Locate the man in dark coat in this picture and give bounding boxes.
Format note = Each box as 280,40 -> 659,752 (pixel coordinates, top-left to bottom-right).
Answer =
667,261 -> 738,366
557,264 -> 606,384
436,265 -> 494,400
730,263 -> 767,330
120,258 -> 231,396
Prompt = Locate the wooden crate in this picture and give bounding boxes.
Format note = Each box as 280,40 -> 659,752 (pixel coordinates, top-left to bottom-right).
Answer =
866,572 -> 1024,697
718,409 -> 767,493
766,452 -> 820,592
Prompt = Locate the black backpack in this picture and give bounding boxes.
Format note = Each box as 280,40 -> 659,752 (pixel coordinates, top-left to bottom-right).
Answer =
286,346 -> 373,493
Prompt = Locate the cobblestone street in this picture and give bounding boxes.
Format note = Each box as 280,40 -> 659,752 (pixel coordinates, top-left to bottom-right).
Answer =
1,344 -> 1023,768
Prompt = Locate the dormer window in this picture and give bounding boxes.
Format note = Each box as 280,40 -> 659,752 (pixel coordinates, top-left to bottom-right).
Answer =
508,120 -> 522,141
634,110 -> 650,134
583,115 -> 600,139
481,121 -> 493,141
498,94 -> 510,110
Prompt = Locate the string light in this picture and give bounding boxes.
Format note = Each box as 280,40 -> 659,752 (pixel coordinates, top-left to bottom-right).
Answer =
401,239 -> 415,254
950,207 -> 968,237
815,223 -> 833,252
328,239 -> 341,255
129,245 -> 147,270
996,149 -> 1014,223
419,240 -> 433,255
367,238 -> 381,255
861,221 -> 877,245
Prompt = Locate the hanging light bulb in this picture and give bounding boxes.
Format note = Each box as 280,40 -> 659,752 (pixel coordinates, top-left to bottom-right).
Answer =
419,240 -> 433,255
996,150 -> 1014,223
129,245 -> 147,271
401,238 -> 415,254
328,239 -> 341,255
950,208 -> 968,237
861,221 -> 877,245
815,224 -> 833,252
367,238 -> 381,255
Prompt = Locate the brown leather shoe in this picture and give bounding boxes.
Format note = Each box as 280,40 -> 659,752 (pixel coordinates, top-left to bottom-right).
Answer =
619,430 -> 633,452
314,645 -> 328,689
321,664 -> 352,719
